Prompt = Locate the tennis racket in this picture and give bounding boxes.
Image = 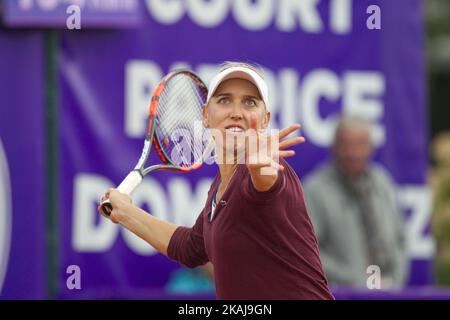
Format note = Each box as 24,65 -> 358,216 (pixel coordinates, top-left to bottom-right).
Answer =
100,69 -> 212,217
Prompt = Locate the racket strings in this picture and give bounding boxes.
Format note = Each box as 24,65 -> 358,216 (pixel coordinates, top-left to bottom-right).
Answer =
158,79 -> 204,140
158,77 -> 202,126
158,78 -> 203,132
155,74 -> 207,167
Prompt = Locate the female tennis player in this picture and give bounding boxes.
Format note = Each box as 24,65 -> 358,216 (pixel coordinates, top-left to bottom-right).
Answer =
99,62 -> 334,300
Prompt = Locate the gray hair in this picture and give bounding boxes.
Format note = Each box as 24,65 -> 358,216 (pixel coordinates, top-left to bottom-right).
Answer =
333,116 -> 373,145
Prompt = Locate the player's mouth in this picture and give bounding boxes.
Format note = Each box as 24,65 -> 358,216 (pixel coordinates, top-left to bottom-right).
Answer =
225,125 -> 245,134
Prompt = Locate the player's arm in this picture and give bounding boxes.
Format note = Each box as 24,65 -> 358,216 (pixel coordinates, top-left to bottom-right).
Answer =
247,165 -> 279,192
99,189 -> 178,256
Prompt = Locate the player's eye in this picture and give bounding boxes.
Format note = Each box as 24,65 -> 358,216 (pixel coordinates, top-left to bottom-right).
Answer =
218,97 -> 230,104
244,99 -> 257,107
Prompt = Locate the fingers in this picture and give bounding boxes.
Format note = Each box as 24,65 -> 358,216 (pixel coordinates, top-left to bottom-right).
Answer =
97,200 -> 110,217
245,122 -> 302,173
269,159 -> 284,171
248,159 -> 284,172
276,150 -> 296,159
279,136 -> 305,150
277,123 -> 301,140
98,188 -> 115,216
100,188 -> 115,203
109,211 -> 120,224
246,137 -> 297,165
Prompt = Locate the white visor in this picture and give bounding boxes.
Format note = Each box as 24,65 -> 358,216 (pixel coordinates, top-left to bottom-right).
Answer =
206,66 -> 269,111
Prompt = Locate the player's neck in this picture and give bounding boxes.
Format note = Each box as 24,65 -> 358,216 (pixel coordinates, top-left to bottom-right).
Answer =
218,164 -> 238,185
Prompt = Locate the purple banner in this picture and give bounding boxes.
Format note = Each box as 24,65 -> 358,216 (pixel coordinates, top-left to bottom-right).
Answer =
0,29 -> 47,299
2,0 -> 140,28
58,0 -> 431,298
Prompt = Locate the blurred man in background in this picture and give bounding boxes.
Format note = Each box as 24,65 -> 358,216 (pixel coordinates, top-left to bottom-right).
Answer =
304,116 -> 408,289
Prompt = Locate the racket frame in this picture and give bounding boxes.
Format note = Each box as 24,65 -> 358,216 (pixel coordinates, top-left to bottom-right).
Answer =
100,69 -> 208,217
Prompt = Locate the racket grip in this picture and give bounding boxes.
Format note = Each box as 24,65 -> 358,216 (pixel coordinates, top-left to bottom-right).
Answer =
100,171 -> 143,217
116,170 -> 143,194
